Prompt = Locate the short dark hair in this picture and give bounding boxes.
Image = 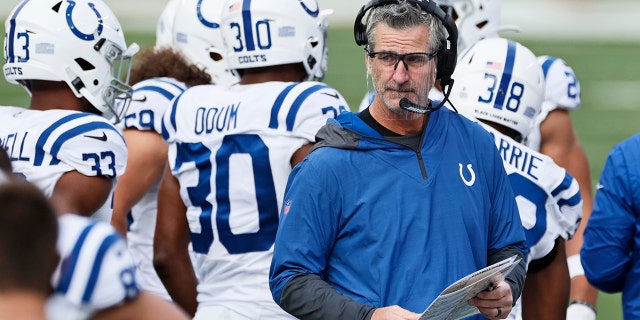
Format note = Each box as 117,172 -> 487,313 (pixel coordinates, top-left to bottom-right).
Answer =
0,181 -> 59,294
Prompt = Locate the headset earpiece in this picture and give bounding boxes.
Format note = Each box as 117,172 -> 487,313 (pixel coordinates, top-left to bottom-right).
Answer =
353,0 -> 458,87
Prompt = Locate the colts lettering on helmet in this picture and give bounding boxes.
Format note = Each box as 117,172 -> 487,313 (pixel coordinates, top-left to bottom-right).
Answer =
237,55 -> 267,64
3,66 -> 23,76
66,0 -> 104,41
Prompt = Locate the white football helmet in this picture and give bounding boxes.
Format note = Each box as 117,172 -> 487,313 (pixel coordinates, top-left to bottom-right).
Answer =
171,0 -> 238,85
435,0 -> 518,58
155,0 -> 180,49
221,0 -> 332,81
3,0 -> 138,123
450,38 -> 545,140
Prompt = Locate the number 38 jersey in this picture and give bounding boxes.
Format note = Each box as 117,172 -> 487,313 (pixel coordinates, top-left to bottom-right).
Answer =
481,123 -> 582,262
0,107 -> 127,221
161,81 -> 348,315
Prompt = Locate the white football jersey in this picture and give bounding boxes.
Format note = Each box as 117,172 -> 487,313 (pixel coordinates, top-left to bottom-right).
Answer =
0,107 -> 127,221
481,123 -> 582,262
116,77 -> 187,300
525,56 -> 582,151
162,81 -> 348,318
479,123 -> 582,320
46,214 -> 140,320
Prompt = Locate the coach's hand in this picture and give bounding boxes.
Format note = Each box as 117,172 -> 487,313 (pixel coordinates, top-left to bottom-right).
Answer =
371,305 -> 420,320
468,280 -> 513,319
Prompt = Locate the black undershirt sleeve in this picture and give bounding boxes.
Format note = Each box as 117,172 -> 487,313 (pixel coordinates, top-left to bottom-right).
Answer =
279,273 -> 376,320
487,246 -> 527,306
527,237 -> 560,274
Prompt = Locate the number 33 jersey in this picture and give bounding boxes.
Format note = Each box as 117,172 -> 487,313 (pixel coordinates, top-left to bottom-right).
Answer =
161,81 -> 348,313
0,107 -> 127,221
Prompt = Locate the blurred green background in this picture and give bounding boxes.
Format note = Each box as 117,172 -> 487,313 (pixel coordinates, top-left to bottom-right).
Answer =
2,1 -> 639,318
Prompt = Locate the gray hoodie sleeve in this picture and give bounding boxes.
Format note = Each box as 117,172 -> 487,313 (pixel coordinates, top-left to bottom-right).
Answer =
279,273 -> 376,320
488,246 -> 527,305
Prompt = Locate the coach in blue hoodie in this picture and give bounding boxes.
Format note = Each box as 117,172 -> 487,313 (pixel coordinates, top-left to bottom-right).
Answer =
269,1 -> 528,319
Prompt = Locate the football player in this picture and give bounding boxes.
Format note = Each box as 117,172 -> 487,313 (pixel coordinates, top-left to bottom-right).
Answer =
450,37 -> 583,320
0,180 -> 58,320
153,0 -> 349,318
422,1 -> 598,318
1,1 -> 188,319
1,0 -> 137,221
111,0 -> 237,301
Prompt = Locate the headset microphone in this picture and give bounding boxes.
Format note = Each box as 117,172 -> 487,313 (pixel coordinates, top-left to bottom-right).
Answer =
399,78 -> 454,114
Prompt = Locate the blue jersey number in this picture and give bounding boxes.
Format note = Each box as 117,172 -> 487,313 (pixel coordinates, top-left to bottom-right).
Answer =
565,71 -> 579,99
175,134 -> 279,255
508,173 -> 547,249
82,151 -> 116,178
124,109 -> 155,131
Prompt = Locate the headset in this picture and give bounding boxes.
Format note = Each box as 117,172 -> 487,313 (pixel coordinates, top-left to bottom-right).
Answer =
354,0 -> 458,114
354,0 -> 458,87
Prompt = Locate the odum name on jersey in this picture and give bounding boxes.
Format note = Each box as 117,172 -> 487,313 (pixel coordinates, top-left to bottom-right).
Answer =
194,103 -> 240,134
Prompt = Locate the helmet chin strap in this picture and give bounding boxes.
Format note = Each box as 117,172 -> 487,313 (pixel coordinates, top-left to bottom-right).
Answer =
399,79 -> 454,114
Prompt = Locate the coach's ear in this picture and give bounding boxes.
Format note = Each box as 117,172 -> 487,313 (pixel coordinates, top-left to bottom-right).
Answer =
365,53 -> 372,75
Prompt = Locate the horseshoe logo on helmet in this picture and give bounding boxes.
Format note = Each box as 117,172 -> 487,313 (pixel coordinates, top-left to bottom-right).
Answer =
197,0 -> 220,29
66,0 -> 103,41
459,163 -> 476,187
298,0 -> 319,17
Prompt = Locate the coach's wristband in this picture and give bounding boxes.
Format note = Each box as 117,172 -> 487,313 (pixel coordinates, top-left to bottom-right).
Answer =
567,254 -> 584,279
567,300 -> 596,320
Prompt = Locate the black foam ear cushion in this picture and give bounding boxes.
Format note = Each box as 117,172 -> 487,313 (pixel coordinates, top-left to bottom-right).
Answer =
353,0 -> 458,87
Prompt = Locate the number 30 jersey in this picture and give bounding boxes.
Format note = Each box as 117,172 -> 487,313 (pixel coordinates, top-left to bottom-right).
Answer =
161,81 -> 348,317
0,107 -> 127,221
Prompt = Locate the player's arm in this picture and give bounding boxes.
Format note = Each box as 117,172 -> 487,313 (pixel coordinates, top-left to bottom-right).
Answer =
112,129 -> 168,235
291,143 -> 313,167
153,166 -> 197,317
521,238 -> 569,320
91,291 -> 189,320
51,122 -> 128,217
538,109 -> 598,307
50,171 -> 113,216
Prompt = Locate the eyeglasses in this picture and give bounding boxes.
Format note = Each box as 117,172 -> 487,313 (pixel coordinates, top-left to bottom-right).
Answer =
367,50 -> 438,71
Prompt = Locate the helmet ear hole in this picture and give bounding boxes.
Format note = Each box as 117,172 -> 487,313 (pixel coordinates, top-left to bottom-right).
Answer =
75,58 -> 95,71
170,0 -> 238,85
307,56 -> 317,71
209,52 -> 223,62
